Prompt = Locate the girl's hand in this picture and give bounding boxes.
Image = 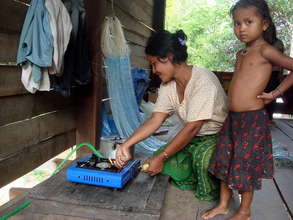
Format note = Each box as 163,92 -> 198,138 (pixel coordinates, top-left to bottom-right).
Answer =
257,92 -> 274,104
144,155 -> 164,176
114,145 -> 132,169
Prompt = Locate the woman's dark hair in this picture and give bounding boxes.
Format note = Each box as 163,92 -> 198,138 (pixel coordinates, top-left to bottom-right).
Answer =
145,30 -> 188,64
230,0 -> 277,45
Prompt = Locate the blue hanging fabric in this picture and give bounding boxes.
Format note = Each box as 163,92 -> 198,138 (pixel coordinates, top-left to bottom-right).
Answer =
101,17 -> 166,155
131,68 -> 149,106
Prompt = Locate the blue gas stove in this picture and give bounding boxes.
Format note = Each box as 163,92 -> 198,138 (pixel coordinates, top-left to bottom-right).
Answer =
66,154 -> 141,189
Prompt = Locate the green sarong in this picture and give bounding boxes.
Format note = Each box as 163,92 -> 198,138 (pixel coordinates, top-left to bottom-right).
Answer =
153,135 -> 219,200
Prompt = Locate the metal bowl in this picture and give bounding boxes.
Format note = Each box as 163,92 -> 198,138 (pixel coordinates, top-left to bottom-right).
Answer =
99,136 -> 134,159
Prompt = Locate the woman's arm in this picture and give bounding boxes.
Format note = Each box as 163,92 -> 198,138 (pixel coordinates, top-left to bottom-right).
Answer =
114,111 -> 169,168
122,111 -> 169,148
146,120 -> 204,176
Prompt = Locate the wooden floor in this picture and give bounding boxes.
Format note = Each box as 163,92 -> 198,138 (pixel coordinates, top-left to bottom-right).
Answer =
194,119 -> 293,220
159,119 -> 293,220
1,119 -> 293,220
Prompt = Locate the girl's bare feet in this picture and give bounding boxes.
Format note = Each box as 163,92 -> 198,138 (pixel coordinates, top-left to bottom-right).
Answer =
201,205 -> 229,219
228,211 -> 251,220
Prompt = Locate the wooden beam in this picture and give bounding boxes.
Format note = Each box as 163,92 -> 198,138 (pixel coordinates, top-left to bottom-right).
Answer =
152,0 -> 166,31
0,0 -> 27,34
0,108 -> 75,159
0,33 -> 19,62
0,65 -> 27,97
0,130 -> 75,188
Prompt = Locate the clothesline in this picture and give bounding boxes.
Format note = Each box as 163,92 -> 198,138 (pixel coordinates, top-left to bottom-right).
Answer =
90,61 -> 151,72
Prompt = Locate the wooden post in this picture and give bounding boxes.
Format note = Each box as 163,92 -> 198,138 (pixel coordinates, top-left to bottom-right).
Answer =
76,0 -> 104,156
152,0 -> 166,31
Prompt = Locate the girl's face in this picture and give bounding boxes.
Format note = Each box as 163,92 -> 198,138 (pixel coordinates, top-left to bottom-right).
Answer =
232,6 -> 269,44
146,55 -> 175,83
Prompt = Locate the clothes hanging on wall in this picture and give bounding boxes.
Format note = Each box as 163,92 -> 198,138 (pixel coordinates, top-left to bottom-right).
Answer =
44,0 -> 72,76
51,0 -> 91,96
17,0 -> 53,93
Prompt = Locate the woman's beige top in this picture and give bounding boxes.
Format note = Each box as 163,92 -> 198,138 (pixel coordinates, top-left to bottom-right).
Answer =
154,66 -> 228,136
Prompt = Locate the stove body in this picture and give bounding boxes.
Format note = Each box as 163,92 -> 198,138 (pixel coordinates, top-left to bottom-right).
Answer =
66,154 -> 140,188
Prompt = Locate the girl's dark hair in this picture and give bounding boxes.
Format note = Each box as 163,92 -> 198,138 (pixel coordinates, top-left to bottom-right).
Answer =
230,0 -> 277,45
145,30 -> 188,63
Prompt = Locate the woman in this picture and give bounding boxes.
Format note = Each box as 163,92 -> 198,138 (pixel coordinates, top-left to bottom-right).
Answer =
114,30 -> 228,200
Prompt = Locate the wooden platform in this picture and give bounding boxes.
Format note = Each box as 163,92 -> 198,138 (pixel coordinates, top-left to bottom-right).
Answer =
194,119 -> 293,220
1,119 -> 293,220
0,159 -> 169,220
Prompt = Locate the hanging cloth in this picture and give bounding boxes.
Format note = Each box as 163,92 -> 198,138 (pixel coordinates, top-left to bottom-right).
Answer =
16,0 -> 53,93
101,16 -> 166,155
44,0 -> 72,76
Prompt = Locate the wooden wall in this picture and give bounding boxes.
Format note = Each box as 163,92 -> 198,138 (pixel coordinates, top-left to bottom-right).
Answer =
76,0 -> 158,155
0,0 -> 76,188
0,0 -> 161,187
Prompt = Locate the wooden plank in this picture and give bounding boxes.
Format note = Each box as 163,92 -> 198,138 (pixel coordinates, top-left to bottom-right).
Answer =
275,120 -> 293,140
0,92 -> 75,126
196,179 -> 289,220
271,124 -> 293,155
0,130 -> 75,188
271,122 -> 293,216
113,0 -> 153,26
0,65 -> 27,97
105,0 -> 153,39
252,179 -> 290,220
274,169 -> 293,215
0,33 -> 19,62
196,192 -> 240,220
12,166 -> 169,219
283,119 -> 293,128
0,0 -> 27,34
0,108 -> 76,159
130,54 -> 149,69
124,28 -> 148,47
144,0 -> 154,7
129,44 -> 149,68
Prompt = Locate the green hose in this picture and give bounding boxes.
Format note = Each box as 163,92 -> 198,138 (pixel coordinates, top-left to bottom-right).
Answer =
0,142 -> 103,219
51,142 -> 104,176
0,201 -> 30,220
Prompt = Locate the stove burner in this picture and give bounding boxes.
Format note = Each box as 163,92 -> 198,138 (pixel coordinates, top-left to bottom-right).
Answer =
76,154 -> 119,173
96,162 -> 112,170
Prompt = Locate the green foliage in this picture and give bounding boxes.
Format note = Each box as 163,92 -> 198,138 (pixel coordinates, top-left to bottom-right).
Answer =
165,0 -> 293,72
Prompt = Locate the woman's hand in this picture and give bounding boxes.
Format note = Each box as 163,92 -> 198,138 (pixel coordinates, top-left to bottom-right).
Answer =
257,92 -> 274,104
144,155 -> 164,176
114,145 -> 132,169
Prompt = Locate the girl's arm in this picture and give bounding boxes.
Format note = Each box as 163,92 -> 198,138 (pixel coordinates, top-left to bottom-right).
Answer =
257,45 -> 293,103
257,71 -> 293,103
261,45 -> 293,72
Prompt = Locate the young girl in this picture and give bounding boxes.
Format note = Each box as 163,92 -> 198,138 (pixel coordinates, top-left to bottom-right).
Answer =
202,0 -> 293,219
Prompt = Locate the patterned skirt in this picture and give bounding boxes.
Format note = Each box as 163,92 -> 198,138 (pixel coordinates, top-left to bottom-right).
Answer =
153,135 -> 219,201
208,109 -> 274,192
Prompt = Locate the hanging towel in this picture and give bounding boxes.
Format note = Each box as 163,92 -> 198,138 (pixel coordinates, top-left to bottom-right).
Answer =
21,62 -> 50,93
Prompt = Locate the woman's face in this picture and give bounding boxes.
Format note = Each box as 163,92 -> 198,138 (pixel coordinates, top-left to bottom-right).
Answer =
146,55 -> 175,83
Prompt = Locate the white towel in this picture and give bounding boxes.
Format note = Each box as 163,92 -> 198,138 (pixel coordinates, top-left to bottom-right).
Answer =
21,62 -> 50,93
45,0 -> 72,76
